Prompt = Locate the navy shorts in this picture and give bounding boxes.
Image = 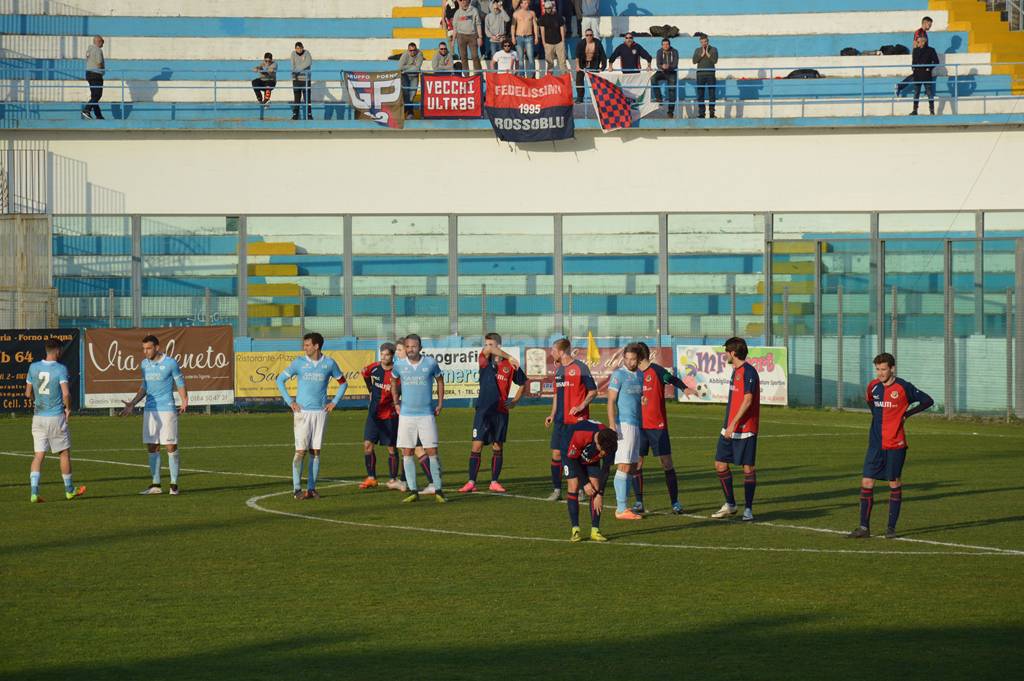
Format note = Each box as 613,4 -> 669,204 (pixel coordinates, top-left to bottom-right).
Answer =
862,446 -> 907,481
715,435 -> 757,466
550,422 -> 569,454
364,416 -> 399,447
638,428 -> 671,457
472,409 -> 509,445
563,456 -> 602,482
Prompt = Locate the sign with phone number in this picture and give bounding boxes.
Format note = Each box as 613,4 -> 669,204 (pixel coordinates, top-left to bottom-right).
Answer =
0,329 -> 80,412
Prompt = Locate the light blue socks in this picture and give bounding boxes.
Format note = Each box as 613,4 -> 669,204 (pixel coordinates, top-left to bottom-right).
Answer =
403,456 -> 418,491
292,453 -> 304,491
148,452 -> 161,484
614,470 -> 630,514
428,455 -> 443,491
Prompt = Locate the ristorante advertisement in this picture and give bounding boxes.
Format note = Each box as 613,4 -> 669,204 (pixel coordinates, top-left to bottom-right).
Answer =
484,73 -> 575,143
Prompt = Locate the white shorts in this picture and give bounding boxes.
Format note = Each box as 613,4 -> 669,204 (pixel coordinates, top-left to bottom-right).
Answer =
614,423 -> 641,465
31,414 -> 71,453
294,410 -> 328,451
397,414 -> 438,449
143,410 -> 179,445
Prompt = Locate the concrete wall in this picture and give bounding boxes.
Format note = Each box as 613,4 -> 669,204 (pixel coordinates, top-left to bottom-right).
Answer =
10,125 -> 1024,215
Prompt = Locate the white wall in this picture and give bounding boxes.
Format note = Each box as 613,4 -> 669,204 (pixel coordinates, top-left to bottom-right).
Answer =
10,126 -> 1024,215
7,0 -> 420,18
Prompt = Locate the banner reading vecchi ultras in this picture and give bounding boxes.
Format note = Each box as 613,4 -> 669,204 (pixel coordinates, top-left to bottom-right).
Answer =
0,329 -> 80,412
421,74 -> 482,118
484,73 -> 574,142
418,347 -> 522,400
83,327 -> 235,408
234,350 -> 374,399
675,345 -> 788,406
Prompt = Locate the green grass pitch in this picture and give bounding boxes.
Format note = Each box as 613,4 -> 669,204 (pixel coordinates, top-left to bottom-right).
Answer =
2,404 -> 1022,681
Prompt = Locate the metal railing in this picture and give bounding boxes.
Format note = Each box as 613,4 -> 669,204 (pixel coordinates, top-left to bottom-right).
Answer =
2,61 -> 1022,124
985,0 -> 1024,31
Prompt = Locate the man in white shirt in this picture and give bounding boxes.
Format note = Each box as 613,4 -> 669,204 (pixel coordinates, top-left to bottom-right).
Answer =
491,40 -> 519,73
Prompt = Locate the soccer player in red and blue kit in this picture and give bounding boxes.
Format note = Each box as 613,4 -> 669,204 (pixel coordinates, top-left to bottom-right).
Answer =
544,338 -> 598,502
847,352 -> 933,540
563,419 -> 617,543
711,337 -> 760,521
361,342 -> 406,491
632,341 -> 695,515
459,333 -> 527,494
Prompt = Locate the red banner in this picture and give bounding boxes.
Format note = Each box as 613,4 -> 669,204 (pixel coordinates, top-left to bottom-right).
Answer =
421,75 -> 482,118
521,346 -> 676,398
484,73 -> 574,142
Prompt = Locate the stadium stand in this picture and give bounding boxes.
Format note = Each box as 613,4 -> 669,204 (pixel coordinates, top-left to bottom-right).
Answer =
2,0 -> 1022,124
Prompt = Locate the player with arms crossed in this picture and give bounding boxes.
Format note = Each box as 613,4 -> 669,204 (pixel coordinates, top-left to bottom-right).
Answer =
847,353 -> 933,539
361,342 -> 405,491
710,337 -> 759,521
563,420 -> 617,542
120,335 -> 187,495
544,338 -> 598,501
632,341 -> 694,515
460,333 -> 526,494
391,334 -> 446,503
25,338 -> 85,502
606,343 -> 644,521
275,332 -> 348,500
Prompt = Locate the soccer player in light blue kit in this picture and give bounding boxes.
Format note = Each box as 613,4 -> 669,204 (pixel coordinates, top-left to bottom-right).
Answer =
120,335 -> 188,495
606,343 -> 644,521
390,333 -> 446,503
25,337 -> 85,503
276,332 -> 348,500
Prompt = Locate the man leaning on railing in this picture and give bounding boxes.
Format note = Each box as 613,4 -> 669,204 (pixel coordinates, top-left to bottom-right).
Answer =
291,42 -> 313,120
910,35 -> 939,116
574,26 -> 606,103
81,35 -> 105,121
398,43 -> 425,119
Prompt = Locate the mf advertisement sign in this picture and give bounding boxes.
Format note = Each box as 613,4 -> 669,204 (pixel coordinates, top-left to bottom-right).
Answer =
521,346 -> 676,398
675,345 -> 788,406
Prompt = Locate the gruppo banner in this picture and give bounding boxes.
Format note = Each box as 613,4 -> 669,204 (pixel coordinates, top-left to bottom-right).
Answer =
83,327 -> 234,408
484,73 -> 574,142
0,329 -> 80,412
521,346 -> 675,398
344,71 -> 405,128
676,345 -> 788,406
418,347 -> 522,400
421,74 -> 482,118
234,350 -> 374,399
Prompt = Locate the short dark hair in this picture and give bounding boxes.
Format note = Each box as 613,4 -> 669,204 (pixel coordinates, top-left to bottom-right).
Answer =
553,338 -> 571,353
380,342 -> 396,354
44,338 -> 63,351
438,42 -> 447,47
724,337 -> 748,360
596,429 -> 618,456
303,332 -> 324,349
142,335 -> 159,345
408,42 -> 417,48
623,343 -> 642,358
405,333 -> 422,346
636,341 -> 651,361
263,52 -> 272,59
922,16 -> 933,23
484,332 -> 502,344
873,352 -> 896,368
662,38 -> 670,44
295,41 -> 304,48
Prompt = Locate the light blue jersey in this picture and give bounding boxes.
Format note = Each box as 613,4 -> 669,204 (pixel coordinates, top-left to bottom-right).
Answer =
276,354 -> 347,411
141,354 -> 185,413
608,367 -> 643,427
27,360 -> 70,416
392,355 -> 442,417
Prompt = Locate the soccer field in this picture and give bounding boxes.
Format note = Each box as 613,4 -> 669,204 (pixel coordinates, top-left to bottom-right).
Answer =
2,404 -> 1022,681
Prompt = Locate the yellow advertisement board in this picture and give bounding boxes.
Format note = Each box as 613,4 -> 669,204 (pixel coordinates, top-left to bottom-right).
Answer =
235,350 -> 375,399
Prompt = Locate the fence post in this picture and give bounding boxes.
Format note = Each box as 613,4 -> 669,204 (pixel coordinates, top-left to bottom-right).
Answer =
566,284 -> 574,341
944,240 -> 955,417
343,214 -> 353,337
130,214 -> 141,327
553,214 -> 563,337
891,285 -> 898,361
763,213 -> 773,345
107,287 -> 115,327
877,238 -> 886,356
448,214 -> 458,337
837,283 -> 844,409
204,287 -> 212,326
390,284 -> 397,341
814,241 -> 822,408
237,215 -> 248,338
730,282 -> 737,337
481,283 -> 487,340
1016,239 -> 1024,419
782,286 -> 790,362
655,283 -> 662,340
299,287 -> 306,338
658,212 -> 669,342
1008,288 -> 1014,423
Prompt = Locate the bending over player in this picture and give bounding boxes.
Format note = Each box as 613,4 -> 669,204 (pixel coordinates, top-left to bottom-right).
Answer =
563,420 -> 617,542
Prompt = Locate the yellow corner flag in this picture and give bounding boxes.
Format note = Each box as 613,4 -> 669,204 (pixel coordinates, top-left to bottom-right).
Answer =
586,331 -> 600,364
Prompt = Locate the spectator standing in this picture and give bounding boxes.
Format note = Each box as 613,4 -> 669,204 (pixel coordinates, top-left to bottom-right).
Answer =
491,40 -> 519,73
397,42 -> 425,118
251,52 -> 277,104
82,35 -> 105,120
609,33 -> 653,74
574,0 -> 601,38
485,1 -> 511,64
574,27 -> 606,102
432,41 -> 456,73
652,38 -> 679,117
692,32 -> 718,119
290,42 -> 312,120
914,16 -> 932,43
910,34 -> 939,115
538,1 -> 567,75
442,0 -> 459,53
453,0 -> 484,75
513,0 -> 540,78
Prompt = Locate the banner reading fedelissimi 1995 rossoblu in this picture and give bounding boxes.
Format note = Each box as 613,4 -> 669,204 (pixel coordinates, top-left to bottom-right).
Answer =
484,73 -> 574,143
676,345 -> 788,406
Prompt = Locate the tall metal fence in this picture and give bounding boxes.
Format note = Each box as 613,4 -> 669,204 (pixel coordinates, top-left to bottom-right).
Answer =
44,211 -> 1024,417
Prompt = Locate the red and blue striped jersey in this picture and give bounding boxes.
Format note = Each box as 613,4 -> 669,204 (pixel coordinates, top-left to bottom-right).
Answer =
362,362 -> 397,420
566,419 -> 607,461
477,352 -> 527,414
722,362 -> 760,436
554,359 -> 597,425
640,362 -> 686,430
866,377 -> 933,450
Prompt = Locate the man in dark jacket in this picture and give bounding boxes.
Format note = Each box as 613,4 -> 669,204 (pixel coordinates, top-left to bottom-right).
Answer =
910,35 -> 939,115
692,32 -> 719,119
651,38 -> 679,116
574,27 -> 607,102
609,33 -> 652,74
